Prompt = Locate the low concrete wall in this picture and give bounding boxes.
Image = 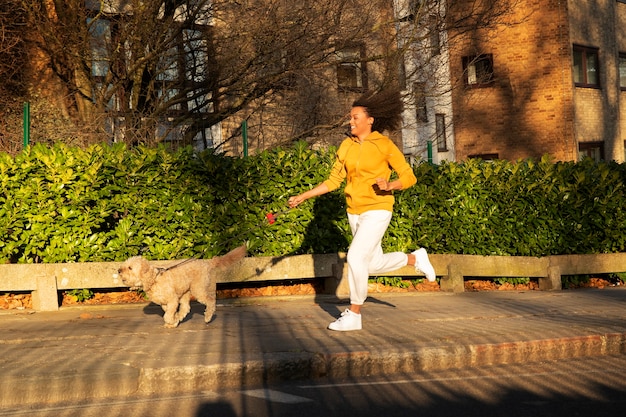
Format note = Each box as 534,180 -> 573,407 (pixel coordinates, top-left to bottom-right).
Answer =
2,252 -> 625,311
0,255 -> 346,311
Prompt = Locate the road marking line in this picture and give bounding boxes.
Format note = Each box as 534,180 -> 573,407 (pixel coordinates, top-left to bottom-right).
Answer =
299,368 -> 624,389
0,392 -> 220,416
242,389 -> 313,404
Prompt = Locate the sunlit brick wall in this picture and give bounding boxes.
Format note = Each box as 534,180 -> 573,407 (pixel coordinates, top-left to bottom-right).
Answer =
449,0 -> 576,161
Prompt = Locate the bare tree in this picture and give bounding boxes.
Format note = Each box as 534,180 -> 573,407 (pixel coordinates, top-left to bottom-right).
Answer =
0,0 -> 28,153
5,0 -> 520,152
13,0 -> 395,149
0,0 -> 26,94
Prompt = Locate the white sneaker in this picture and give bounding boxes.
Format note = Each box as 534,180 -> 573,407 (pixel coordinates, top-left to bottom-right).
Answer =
328,308 -> 362,331
413,248 -> 436,282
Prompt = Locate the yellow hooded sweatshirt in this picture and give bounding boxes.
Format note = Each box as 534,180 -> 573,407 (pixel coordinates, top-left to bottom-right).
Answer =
323,131 -> 417,215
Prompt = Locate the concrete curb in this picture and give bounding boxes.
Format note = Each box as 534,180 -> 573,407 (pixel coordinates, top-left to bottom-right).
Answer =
4,332 -> 624,408
0,364 -> 139,408
137,332 -> 626,393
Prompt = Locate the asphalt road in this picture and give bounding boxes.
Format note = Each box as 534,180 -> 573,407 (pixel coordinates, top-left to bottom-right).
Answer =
3,354 -> 626,417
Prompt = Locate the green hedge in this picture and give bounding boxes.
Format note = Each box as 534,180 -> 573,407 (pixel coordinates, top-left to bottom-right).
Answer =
1,143 -> 625,263
401,157 -> 626,256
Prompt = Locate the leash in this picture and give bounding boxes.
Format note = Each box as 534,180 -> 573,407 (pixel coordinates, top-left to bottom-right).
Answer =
155,207 -> 293,274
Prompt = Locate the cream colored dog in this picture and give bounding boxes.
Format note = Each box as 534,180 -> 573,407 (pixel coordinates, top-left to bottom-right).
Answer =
118,245 -> 246,328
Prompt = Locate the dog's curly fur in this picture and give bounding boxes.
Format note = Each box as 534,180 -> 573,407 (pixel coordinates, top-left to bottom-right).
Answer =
118,245 -> 246,328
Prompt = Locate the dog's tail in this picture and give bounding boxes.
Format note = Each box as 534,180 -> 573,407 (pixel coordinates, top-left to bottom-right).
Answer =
212,244 -> 247,269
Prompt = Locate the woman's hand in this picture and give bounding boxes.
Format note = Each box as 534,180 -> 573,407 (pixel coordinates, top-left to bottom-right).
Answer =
288,195 -> 305,208
375,177 -> 401,192
288,183 -> 330,208
375,178 -> 391,191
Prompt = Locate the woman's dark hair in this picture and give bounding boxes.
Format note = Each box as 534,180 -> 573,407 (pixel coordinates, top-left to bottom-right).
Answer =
352,89 -> 404,133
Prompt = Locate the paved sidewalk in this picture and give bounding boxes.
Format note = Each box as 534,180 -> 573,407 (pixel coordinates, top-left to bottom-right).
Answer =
1,288 -> 626,407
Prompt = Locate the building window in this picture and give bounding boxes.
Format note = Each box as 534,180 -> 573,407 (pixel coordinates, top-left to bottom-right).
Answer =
88,17 -> 116,110
336,45 -> 367,91
399,60 -> 407,91
414,82 -> 428,123
579,142 -> 604,161
429,15 -> 441,57
435,113 -> 447,151
573,45 -> 599,87
155,28 -> 213,115
88,18 -> 110,79
462,54 -> 494,86
402,0 -> 426,21
257,47 -> 296,90
619,53 -> 626,90
468,153 -> 499,161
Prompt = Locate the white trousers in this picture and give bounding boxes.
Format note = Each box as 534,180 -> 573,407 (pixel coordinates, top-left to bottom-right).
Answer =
346,210 -> 409,306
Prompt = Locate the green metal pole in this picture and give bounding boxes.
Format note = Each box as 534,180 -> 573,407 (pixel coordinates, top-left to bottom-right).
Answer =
427,140 -> 433,164
242,120 -> 248,157
23,102 -> 30,148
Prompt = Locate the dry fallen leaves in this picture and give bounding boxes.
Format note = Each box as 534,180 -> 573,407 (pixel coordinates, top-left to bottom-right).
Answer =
0,277 -> 617,310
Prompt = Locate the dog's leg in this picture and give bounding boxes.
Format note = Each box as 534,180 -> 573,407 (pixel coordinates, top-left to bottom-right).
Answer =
162,301 -> 181,328
203,297 -> 216,324
175,292 -> 192,324
194,279 -> 217,324
201,290 -> 217,324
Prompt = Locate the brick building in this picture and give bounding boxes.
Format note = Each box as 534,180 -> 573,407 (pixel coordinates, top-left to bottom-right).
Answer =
9,1 -> 626,162
444,0 -> 626,162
